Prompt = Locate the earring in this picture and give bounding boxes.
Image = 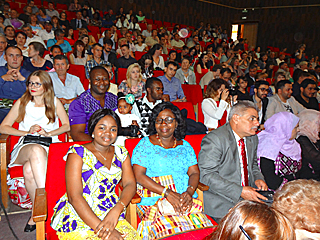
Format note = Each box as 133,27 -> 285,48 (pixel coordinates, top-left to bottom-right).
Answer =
92,134 -> 94,138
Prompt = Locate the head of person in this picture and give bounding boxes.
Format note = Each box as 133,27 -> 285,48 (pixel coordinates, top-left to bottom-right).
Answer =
300,78 -> 317,99
254,80 -> 270,100
4,45 -> 23,69
213,200 -> 295,240
138,53 -> 153,72
298,109 -> 320,143
315,65 -> 320,74
248,64 -> 257,78
120,44 -> 130,57
29,13 -> 38,24
168,50 -> 177,61
54,29 -> 64,41
236,76 -> 248,90
297,71 -> 311,84
48,2 -> 54,10
199,52 -> 208,65
79,34 -> 89,46
60,11 -> 67,20
17,70 -> 55,123
152,29 -> 157,37
174,33 -> 180,41
279,61 -> 288,70
147,24 -> 152,32
76,10 -> 82,20
89,66 -> 110,96
228,101 -> 260,138
299,61 -> 308,71
0,14 -> 5,25
211,64 -> 222,79
220,68 -> 232,82
15,31 -> 27,47
0,34 -> 7,54
193,35 -> 199,43
148,102 -> 186,141
205,78 -> 227,100
230,57 -> 240,68
39,7 -> 46,16
273,72 -> 286,86
44,21 -> 53,32
181,45 -> 189,55
260,53 -> 268,62
4,26 -> 15,38
91,43 -> 103,59
28,42 -> 45,58
145,77 -> 163,101
256,72 -> 268,81
22,24 -> 33,38
3,2 -> 10,12
126,63 -> 142,87
51,16 -> 59,26
53,55 -> 69,76
79,28 -> 88,36
181,57 -> 191,71
117,92 -> 134,115
164,61 -> 178,79
29,0 -> 35,7
273,179 -> 320,238
276,80 -> 293,100
148,43 -> 163,57
73,40 -> 85,58
87,108 -> 121,145
11,9 -> 18,19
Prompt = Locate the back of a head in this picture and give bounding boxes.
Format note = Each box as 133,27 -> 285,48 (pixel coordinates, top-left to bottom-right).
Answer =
273,179 -> 320,234
212,200 -> 295,240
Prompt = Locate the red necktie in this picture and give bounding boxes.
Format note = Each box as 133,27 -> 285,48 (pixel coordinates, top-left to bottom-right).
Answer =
239,139 -> 249,186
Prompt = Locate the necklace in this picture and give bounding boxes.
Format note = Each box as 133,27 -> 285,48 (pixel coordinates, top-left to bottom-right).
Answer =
156,133 -> 177,149
93,144 -> 108,161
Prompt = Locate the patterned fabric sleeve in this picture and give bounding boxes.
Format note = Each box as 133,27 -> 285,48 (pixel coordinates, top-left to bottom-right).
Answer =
62,144 -> 84,161
114,145 -> 129,163
118,81 -> 130,95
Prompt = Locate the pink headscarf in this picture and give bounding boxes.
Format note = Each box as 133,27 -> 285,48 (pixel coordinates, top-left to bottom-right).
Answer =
257,112 -> 301,161
298,109 -> 320,143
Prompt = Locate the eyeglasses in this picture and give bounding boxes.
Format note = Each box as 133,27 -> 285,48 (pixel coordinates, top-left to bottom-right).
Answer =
155,117 -> 176,124
239,225 -> 252,240
258,87 -> 270,93
27,81 -> 42,88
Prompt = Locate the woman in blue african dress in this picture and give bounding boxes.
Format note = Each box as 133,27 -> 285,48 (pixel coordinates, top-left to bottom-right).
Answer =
51,109 -> 140,240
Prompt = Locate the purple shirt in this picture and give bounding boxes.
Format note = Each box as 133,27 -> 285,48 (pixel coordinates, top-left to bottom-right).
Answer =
68,90 -> 117,134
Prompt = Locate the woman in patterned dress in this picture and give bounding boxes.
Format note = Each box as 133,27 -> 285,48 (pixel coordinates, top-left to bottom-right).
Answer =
51,109 -> 140,240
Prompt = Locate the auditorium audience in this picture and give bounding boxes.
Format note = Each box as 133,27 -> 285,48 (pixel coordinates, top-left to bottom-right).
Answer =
270,72 -> 286,94
138,54 -> 154,80
58,12 -> 69,29
69,40 -> 89,66
199,101 -> 268,222
85,43 -> 107,79
4,26 -> 17,46
257,112 -> 301,191
118,44 -> 137,68
175,57 -> 196,84
292,71 -> 312,96
4,9 -> 24,30
0,46 -> 30,122
22,24 -> 45,47
46,2 -> 59,18
212,200 -> 295,240
15,31 -> 28,57
266,80 -> 305,120
24,42 -> 53,71
38,21 -> 54,44
49,55 -> 85,107
273,179 -> 320,240
69,66 -> 117,141
68,0 -> 81,12
296,110 -> 320,180
294,78 -> 319,110
70,10 -> 88,30
0,70 -> 69,231
43,45 -> 63,64
47,29 -> 72,53
37,7 -> 51,25
29,14 -> 43,34
244,64 -> 257,87
118,63 -> 145,100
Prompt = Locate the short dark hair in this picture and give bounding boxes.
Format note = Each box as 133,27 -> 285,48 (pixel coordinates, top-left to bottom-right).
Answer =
255,80 -> 270,89
212,64 -> 222,72
279,62 -> 287,68
276,80 -> 292,93
182,45 -> 189,51
54,29 -> 64,37
181,57 -> 191,64
148,102 -> 186,141
146,77 -> 162,90
220,68 -> 232,75
91,43 -> 102,49
89,66 -> 109,80
53,54 -> 69,64
16,31 -> 27,39
4,25 -> 14,32
300,79 -> 316,89
120,44 -> 129,49
5,45 -> 22,55
165,61 -> 178,68
103,38 -> 113,46
249,64 -> 257,70
50,45 -> 63,53
88,108 -> 121,136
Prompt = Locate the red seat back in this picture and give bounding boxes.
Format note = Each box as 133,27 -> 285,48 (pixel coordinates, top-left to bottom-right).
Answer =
68,64 -> 89,90
195,69 -> 209,85
135,51 -> 146,61
153,70 -> 164,78
181,84 -> 203,106
117,68 -> 128,85
172,102 -> 196,121
45,141 -> 90,240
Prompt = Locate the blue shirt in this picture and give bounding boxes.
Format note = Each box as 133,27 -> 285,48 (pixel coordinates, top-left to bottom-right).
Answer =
0,66 -> 31,99
158,75 -> 185,101
23,58 -> 53,72
47,39 -> 72,53
0,52 -> 7,67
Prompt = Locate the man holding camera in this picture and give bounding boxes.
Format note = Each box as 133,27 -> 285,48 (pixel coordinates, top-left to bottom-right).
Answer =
68,66 -> 117,141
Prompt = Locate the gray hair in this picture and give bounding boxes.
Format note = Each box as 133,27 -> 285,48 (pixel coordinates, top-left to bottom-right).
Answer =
53,55 -> 69,65
0,33 -> 7,41
228,101 -> 259,122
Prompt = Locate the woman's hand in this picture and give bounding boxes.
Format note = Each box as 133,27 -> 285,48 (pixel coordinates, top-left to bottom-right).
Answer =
180,191 -> 193,214
28,124 -> 42,134
166,190 -> 183,215
95,208 -> 120,239
220,89 -> 229,101
38,128 -> 51,137
102,229 -> 124,240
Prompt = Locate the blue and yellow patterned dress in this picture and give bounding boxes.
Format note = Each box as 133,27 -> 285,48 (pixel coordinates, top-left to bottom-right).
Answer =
51,144 -> 140,240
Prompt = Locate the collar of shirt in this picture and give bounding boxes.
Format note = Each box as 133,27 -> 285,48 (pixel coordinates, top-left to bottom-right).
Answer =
141,95 -> 162,108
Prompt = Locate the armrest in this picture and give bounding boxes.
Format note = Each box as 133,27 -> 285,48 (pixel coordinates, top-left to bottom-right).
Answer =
197,182 -> 209,191
0,134 -> 9,143
33,188 -> 47,223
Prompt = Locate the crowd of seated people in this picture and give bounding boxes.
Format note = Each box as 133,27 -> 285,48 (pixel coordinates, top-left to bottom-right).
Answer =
0,1 -> 319,239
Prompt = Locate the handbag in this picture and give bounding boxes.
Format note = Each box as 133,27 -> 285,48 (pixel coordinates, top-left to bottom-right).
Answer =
23,134 -> 52,147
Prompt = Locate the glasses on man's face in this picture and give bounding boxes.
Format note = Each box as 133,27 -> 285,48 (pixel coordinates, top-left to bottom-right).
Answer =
258,87 -> 270,93
239,225 -> 252,240
27,81 -> 42,88
155,117 -> 176,124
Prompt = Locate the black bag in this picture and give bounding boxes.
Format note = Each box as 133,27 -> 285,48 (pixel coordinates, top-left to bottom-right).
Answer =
23,135 -> 52,147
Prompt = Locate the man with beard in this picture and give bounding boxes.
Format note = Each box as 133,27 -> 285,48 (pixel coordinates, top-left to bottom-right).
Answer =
131,77 -> 164,136
68,66 -> 117,141
102,38 -> 118,68
266,80 -> 305,120
250,80 -> 270,130
294,78 -> 319,110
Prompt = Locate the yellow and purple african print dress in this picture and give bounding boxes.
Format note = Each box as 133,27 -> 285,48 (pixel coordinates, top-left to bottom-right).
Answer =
51,144 -> 140,240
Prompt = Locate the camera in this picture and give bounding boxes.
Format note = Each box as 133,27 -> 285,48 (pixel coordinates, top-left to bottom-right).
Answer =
228,86 -> 237,96
119,125 -> 140,137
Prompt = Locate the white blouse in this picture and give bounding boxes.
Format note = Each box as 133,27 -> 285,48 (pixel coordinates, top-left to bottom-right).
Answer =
202,98 -> 230,129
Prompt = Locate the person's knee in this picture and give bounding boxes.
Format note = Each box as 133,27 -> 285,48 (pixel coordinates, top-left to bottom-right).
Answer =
29,144 -> 47,160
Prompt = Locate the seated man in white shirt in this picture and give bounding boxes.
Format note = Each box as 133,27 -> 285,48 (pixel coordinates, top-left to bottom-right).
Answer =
49,55 -> 85,108
38,21 -> 54,44
22,24 -> 46,47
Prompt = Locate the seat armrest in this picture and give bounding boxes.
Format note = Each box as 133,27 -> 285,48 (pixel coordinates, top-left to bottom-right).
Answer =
197,182 -> 209,191
0,133 -> 9,143
33,188 -> 47,223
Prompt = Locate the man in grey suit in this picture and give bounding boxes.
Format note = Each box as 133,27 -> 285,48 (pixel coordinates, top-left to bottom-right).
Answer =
198,101 -> 268,222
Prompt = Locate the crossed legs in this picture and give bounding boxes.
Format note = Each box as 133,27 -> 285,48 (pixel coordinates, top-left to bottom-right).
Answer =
14,144 -> 48,225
